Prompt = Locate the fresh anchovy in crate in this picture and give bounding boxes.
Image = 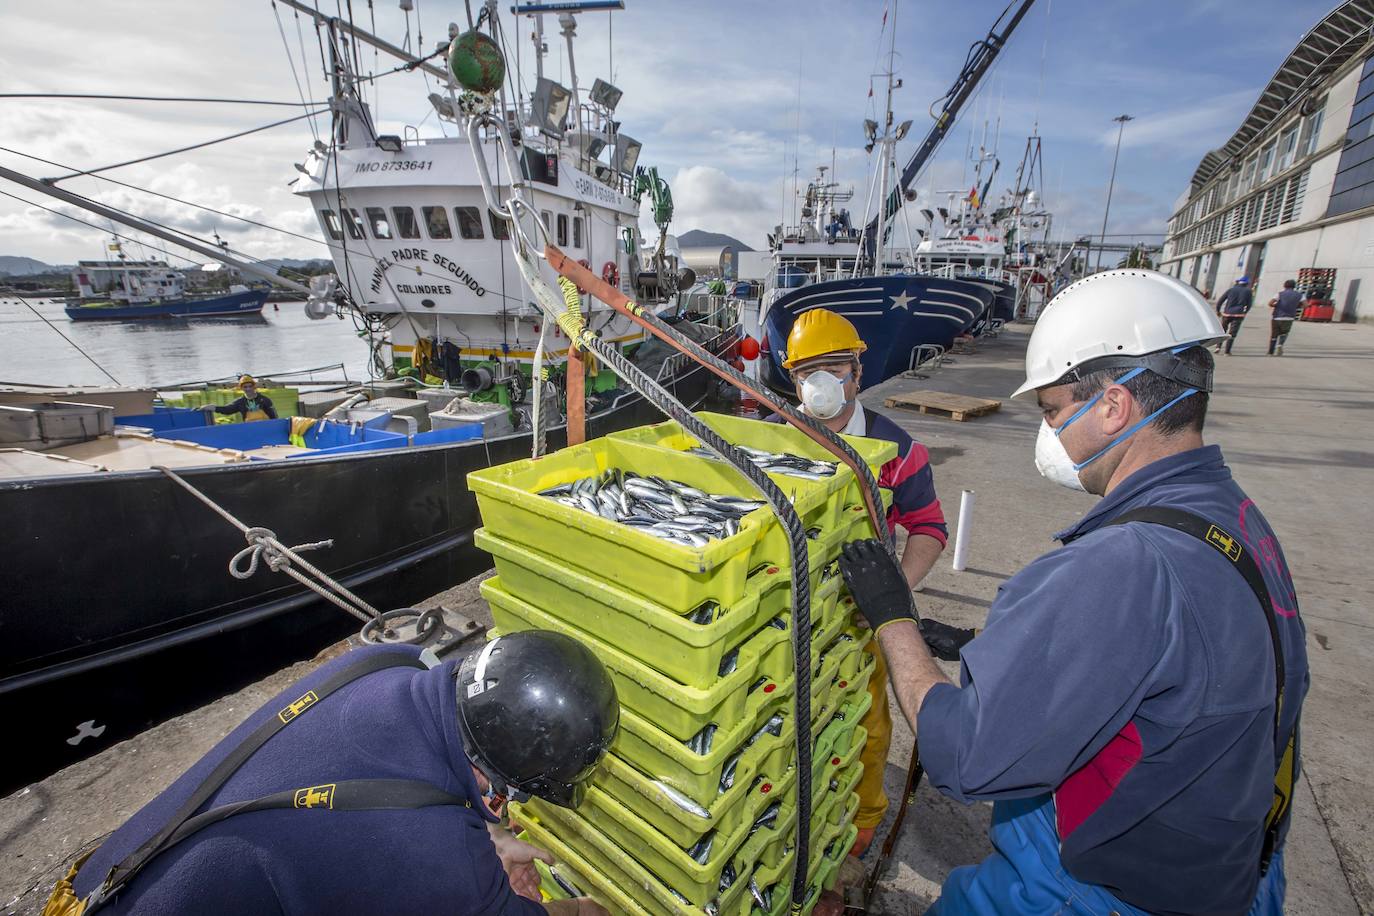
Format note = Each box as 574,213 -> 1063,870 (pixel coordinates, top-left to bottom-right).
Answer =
687,444 -> 838,480
539,470 -> 765,547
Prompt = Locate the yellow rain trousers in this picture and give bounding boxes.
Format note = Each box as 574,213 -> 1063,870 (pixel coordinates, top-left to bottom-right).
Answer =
856,638 -> 892,830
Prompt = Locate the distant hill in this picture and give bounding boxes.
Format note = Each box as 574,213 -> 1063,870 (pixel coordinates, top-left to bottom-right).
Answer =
677,230 -> 753,252
261,258 -> 333,270
0,256 -> 57,277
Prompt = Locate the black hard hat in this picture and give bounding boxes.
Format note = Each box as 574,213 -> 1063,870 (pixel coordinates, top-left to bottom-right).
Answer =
455,630 -> 618,809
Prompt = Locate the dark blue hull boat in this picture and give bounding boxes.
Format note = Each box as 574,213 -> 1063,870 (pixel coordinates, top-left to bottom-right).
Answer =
759,274 -> 991,394
64,289 -> 268,321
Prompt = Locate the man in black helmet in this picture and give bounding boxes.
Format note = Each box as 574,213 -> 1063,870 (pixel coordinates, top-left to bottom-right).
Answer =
55,634 -> 617,915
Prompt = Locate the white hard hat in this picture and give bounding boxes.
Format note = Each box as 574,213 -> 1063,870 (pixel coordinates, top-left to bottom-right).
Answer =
1012,269 -> 1225,399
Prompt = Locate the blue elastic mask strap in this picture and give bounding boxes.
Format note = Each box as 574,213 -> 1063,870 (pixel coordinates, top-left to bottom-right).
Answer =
1055,367 -> 1146,435
1072,387 -> 1200,470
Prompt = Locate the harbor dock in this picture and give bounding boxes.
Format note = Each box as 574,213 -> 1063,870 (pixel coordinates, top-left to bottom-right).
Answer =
3,317 -> 1371,914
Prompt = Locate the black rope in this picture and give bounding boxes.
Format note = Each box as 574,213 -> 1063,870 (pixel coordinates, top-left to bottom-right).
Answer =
44,109 -> 329,184
575,330 -> 815,908
15,298 -> 122,386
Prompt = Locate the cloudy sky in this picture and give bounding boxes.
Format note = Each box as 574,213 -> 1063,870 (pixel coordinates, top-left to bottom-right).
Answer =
0,0 -> 1340,267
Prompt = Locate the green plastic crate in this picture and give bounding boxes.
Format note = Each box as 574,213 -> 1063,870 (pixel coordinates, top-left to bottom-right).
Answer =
483,575 -> 844,742
476,528 -> 824,688
612,646 -> 877,805
572,722 -> 867,896
606,411 -> 897,516
523,750 -> 862,910
590,680 -> 870,848
468,438 -> 841,614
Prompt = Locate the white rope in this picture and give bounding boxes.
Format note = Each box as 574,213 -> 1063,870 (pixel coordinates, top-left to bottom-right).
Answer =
155,466 -> 383,626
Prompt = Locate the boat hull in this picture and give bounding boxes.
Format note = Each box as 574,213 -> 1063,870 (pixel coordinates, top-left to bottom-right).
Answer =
63,289 -> 268,321
759,275 -> 991,395
0,328 -> 734,790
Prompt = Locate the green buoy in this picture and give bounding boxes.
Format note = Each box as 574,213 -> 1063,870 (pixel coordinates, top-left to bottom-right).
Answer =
448,30 -> 505,94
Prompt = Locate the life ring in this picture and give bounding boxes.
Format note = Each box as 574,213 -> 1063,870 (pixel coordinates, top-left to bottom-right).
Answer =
601,260 -> 620,288
576,258 -> 591,294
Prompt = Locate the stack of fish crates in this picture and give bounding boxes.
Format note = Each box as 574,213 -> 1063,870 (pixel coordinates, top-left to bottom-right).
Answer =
468,413 -> 895,915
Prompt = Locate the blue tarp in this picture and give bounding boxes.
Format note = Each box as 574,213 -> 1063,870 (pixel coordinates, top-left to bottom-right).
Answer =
169,418 -> 408,458
115,407 -> 211,432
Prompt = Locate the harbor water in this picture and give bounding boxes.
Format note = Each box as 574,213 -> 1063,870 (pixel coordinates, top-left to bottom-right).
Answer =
0,297 -> 369,387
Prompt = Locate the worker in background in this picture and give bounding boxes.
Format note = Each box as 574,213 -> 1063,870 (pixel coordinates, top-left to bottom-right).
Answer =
772,308 -> 947,860
48,632 -> 616,916
1215,275 -> 1253,355
1268,279 -> 1303,356
839,270 -> 1307,915
206,375 -> 278,422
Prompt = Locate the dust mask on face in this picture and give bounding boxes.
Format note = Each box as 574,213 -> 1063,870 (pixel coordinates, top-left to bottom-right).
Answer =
1035,419 -> 1087,491
1035,365 -> 1202,492
800,370 -> 847,419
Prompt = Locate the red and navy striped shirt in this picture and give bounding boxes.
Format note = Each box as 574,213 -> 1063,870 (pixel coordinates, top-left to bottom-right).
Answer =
766,406 -> 947,544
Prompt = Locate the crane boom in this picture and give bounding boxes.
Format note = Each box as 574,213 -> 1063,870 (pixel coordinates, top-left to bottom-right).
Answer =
861,0 -> 1037,264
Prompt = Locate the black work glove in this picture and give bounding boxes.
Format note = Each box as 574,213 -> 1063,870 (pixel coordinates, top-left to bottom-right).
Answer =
839,539 -> 917,635
918,618 -> 976,661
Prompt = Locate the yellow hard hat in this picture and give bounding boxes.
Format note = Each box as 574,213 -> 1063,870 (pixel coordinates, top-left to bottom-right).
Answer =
238,375 -> 257,387
782,309 -> 867,369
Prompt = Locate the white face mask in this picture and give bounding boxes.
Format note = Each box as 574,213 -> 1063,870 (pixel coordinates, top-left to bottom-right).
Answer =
1035,365 -> 1202,492
800,370 -> 848,419
1034,419 -> 1087,492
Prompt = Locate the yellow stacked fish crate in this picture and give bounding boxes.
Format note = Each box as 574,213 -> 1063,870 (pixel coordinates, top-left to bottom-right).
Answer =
468,414 -> 895,915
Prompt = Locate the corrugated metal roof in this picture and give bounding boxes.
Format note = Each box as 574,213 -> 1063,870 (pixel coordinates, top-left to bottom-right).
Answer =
1189,0 -> 1374,193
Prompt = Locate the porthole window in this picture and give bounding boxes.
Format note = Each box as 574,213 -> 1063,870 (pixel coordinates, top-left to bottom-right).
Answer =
489,209 -> 511,240
557,213 -> 569,247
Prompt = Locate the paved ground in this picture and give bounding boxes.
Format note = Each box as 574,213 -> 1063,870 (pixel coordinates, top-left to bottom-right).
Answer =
860,316 -> 1372,914
3,314 -> 1370,914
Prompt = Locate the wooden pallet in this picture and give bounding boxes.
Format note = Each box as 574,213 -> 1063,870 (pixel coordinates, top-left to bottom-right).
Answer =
883,389 -> 1002,422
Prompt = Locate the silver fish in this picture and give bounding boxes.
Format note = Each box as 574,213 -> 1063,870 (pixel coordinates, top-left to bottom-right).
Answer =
651,779 -> 711,819
549,866 -> 583,898
688,833 -> 715,864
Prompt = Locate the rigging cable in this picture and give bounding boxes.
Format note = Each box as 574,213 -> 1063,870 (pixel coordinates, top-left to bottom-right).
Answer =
0,93 -> 328,107
12,297 -> 123,386
45,109 -> 329,184
271,0 -> 323,143
0,188 -> 201,268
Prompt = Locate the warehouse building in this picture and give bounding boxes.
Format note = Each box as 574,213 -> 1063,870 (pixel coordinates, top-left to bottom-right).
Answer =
1159,0 -> 1374,321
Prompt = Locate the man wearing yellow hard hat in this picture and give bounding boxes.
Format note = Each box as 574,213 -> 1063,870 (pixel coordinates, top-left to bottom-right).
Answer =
773,308 -> 951,860
206,375 -> 279,423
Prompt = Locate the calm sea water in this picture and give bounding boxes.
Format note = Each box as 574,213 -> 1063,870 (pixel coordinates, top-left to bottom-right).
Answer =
0,297 -> 370,388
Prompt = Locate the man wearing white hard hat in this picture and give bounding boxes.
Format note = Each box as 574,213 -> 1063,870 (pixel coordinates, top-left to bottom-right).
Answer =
838,270 -> 1308,915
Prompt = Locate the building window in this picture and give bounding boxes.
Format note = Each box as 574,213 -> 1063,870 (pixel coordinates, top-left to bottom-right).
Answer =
556,213 -> 569,247
392,207 -> 421,239
343,208 -> 366,240
1327,55 -> 1374,219
423,206 -> 452,239
1257,142 -> 1277,183
1278,126 -> 1299,173
366,207 -> 393,240
320,209 -> 343,241
1301,105 -> 1325,157
573,216 -> 584,248
489,210 -> 511,240
455,206 -> 485,239
1241,155 -> 1257,192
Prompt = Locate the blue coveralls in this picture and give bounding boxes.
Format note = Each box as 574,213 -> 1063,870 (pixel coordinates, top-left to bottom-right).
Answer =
917,447 -> 1308,916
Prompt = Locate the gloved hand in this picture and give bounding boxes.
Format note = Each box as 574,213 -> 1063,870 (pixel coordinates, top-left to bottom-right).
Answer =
918,618 -> 976,661
839,539 -> 917,635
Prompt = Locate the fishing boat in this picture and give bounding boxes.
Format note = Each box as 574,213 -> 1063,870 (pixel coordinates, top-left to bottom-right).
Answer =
0,0 -> 738,790
63,243 -> 268,321
758,1 -> 1037,396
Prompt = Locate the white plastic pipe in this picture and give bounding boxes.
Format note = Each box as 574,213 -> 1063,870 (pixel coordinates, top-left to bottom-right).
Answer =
951,489 -> 975,572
